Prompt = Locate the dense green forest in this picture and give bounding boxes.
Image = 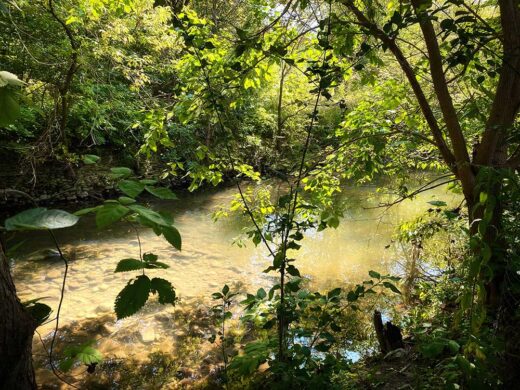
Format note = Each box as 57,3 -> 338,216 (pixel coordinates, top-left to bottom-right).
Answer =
1,0 -> 519,388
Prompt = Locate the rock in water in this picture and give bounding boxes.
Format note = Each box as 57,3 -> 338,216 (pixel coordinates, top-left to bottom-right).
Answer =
140,327 -> 156,343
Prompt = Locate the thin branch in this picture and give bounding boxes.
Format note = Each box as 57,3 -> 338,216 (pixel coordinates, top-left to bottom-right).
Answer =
47,229 -> 79,389
365,177 -> 457,210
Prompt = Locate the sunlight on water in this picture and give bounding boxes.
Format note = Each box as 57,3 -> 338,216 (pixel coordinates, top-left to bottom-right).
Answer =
9,180 -> 460,373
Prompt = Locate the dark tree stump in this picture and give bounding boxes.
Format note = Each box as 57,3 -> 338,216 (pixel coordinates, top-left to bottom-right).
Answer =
373,310 -> 404,354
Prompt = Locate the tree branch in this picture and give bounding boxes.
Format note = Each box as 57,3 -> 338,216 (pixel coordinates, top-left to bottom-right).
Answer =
340,1 -> 457,174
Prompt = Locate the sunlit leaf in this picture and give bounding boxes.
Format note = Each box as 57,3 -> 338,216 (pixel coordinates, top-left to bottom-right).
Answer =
5,208 -> 79,231
95,204 -> 129,229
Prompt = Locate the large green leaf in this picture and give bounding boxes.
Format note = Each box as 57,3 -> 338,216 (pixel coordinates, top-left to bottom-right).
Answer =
118,180 -> 145,198
114,275 -> 151,319
60,341 -> 102,372
161,225 -> 182,250
128,204 -> 169,226
145,186 -> 178,200
5,208 -> 79,231
151,277 -> 176,305
95,203 -> 129,228
0,88 -> 20,126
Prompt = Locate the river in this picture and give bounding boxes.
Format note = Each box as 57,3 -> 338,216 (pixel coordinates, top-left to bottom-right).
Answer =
9,179 -> 459,386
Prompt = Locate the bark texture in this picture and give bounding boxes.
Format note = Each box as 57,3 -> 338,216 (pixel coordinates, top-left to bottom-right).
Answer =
0,242 -> 37,390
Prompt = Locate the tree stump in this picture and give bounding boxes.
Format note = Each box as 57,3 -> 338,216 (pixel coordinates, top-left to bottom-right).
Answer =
373,310 -> 404,354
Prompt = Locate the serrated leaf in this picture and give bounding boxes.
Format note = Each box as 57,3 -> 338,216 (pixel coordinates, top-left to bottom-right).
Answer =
118,180 -> 145,198
114,275 -> 151,319
95,203 -> 129,229
77,346 -> 102,365
5,208 -> 79,231
61,341 -> 102,372
115,258 -> 144,273
161,225 -> 181,250
145,186 -> 178,200
150,277 -> 176,305
143,252 -> 158,262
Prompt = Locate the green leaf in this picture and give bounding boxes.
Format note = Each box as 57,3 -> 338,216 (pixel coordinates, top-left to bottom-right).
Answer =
383,281 -> 401,294
420,340 -> 445,358
222,284 -> 230,295
145,261 -> 169,269
61,341 -> 102,372
118,196 -> 136,205
150,277 -> 176,305
368,270 -> 381,279
286,265 -> 300,277
256,288 -> 267,299
327,288 -> 342,299
115,258 -> 144,273
82,154 -> 100,165
59,357 -> 75,372
0,86 -> 20,126
427,200 -> 447,207
140,179 -> 158,185
95,204 -> 129,229
5,208 -> 79,231
74,206 -> 99,216
76,346 -> 102,365
161,226 -> 182,250
118,180 -> 145,198
128,204 -> 169,227
23,301 -> 52,326
114,275 -> 151,319
109,167 -> 133,179
447,340 -> 460,354
143,253 -> 158,262
145,186 -> 178,200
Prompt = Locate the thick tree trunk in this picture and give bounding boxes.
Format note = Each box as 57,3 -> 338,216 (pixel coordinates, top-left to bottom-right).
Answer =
0,242 -> 37,390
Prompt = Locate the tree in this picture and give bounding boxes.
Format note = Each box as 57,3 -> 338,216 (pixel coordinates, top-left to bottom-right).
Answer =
0,241 -> 37,389
335,0 -> 520,308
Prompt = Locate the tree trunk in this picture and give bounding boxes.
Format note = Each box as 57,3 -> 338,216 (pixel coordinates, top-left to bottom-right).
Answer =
0,242 -> 37,390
